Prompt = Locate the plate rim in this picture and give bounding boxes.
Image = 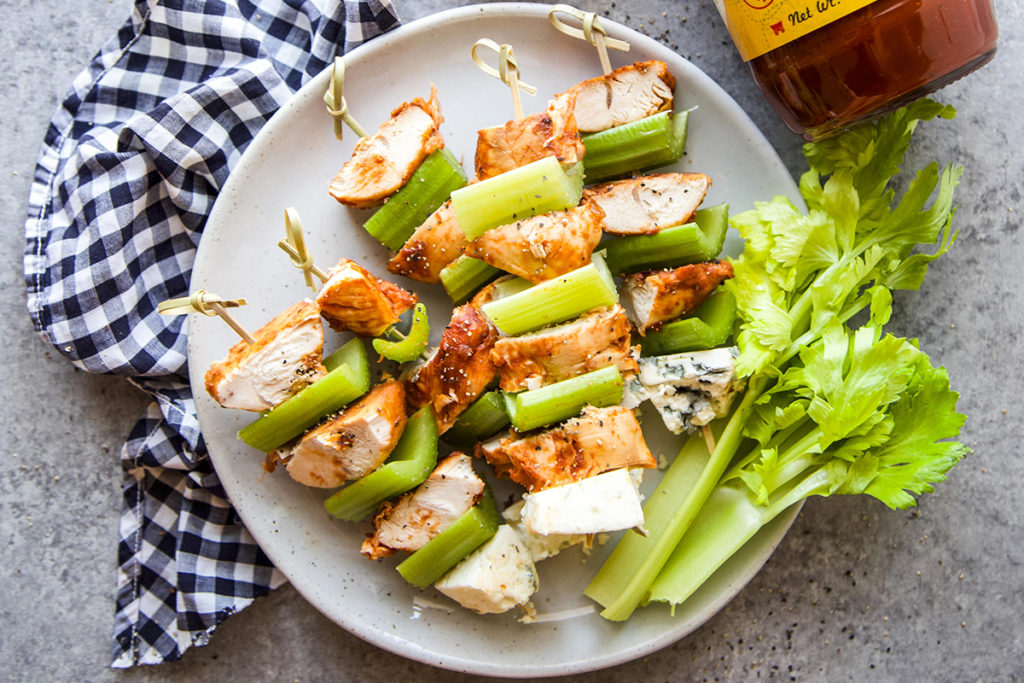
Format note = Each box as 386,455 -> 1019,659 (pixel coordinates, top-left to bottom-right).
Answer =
191,2 -> 804,677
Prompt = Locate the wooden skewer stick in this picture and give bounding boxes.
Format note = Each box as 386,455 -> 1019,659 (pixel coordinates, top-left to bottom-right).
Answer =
471,38 -> 538,121
157,290 -> 256,344
323,56 -> 368,140
278,207 -> 329,289
702,423 -> 717,456
548,4 -> 630,75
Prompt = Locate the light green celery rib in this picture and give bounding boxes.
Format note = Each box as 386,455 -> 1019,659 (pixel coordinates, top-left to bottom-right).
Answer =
585,377 -> 766,620
507,365 -> 623,432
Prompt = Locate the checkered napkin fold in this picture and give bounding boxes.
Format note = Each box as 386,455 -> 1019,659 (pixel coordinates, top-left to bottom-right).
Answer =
23,0 -> 399,667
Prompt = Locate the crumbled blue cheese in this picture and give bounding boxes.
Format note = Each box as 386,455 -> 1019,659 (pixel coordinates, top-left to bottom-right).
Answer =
521,468 -> 644,536
637,347 -> 742,434
434,525 -> 539,614
502,501 -> 586,561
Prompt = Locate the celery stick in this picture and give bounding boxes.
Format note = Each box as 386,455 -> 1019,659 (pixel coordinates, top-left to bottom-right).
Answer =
439,255 -> 502,304
582,110 -> 689,183
443,391 -> 510,447
604,204 -> 730,274
324,406 -> 438,521
640,290 -> 736,356
364,148 -> 468,250
396,486 -> 499,588
237,338 -> 369,452
480,253 -> 618,335
373,303 -> 429,362
506,366 -> 623,432
450,157 -> 584,240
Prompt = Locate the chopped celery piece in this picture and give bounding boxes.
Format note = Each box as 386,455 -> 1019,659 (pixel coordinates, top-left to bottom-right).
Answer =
364,148 -> 468,251
444,391 -> 510,447
439,255 -> 502,304
237,338 -> 369,452
479,253 -> 618,335
604,203 -> 730,274
582,110 -> 689,183
373,303 -> 429,362
324,406 -> 438,521
640,290 -> 737,356
506,366 -> 623,432
396,485 -> 499,588
450,157 -> 584,240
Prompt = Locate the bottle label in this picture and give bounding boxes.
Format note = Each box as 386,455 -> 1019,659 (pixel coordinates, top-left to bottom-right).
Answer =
714,0 -> 883,61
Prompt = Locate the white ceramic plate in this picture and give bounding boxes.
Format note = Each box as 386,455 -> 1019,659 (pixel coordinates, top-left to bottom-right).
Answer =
189,3 -> 802,677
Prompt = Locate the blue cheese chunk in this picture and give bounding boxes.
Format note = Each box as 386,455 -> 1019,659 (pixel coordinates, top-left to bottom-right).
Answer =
502,501 -> 586,561
637,347 -> 742,434
521,468 -> 644,536
435,525 -> 539,614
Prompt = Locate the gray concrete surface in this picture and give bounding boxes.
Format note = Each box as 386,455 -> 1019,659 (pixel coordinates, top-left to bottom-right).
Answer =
1,0 -> 1021,680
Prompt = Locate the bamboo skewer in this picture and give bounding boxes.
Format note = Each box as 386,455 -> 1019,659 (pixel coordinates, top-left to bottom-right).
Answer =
278,207 -> 329,288
323,56 -> 368,140
158,290 -> 256,344
471,38 -> 538,121
548,4 -> 630,75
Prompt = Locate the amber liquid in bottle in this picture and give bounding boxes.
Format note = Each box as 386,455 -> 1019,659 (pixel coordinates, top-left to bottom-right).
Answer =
749,0 -> 999,140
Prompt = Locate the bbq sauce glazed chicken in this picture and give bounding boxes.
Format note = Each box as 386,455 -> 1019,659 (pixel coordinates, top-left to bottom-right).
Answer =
362,452 -> 485,559
284,381 -> 408,488
204,299 -> 327,412
623,261 -> 735,335
387,200 -> 467,284
474,92 -> 585,180
564,60 -> 676,133
585,172 -> 711,236
316,258 -> 417,337
329,86 -> 444,208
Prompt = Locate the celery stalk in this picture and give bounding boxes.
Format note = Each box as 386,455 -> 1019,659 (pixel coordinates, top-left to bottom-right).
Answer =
443,391 -> 510,447
396,485 -> 499,588
373,303 -> 429,362
323,406 -> 438,521
364,148 -> 468,251
604,204 -> 730,274
640,290 -> 737,356
439,255 -> 502,304
450,157 -> 584,240
506,366 -> 623,432
479,253 -> 617,335
582,110 -> 689,183
237,338 -> 370,452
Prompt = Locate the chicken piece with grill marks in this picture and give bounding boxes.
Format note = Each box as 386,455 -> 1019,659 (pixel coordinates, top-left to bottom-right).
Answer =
464,199 -> 604,284
585,172 -> 711,236
474,92 -> 585,181
475,406 -> 656,491
405,304 -> 499,434
204,299 -> 327,412
284,381 -> 408,488
329,86 -> 444,208
386,200 -> 467,284
316,258 -> 417,337
361,452 -> 485,560
564,60 -> 676,133
623,260 -> 735,334
490,305 -> 638,392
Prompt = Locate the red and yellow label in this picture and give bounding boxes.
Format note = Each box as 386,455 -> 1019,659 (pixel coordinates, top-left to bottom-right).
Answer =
718,0 -> 882,61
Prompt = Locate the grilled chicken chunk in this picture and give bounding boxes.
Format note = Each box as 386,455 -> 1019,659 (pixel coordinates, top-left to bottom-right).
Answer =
362,452 -> 485,559
465,200 -> 604,284
316,258 -> 417,337
328,87 -> 444,208
476,406 -> 656,491
405,304 -> 499,433
623,261 -> 735,334
205,299 -> 326,412
565,60 -> 676,133
285,381 -> 407,488
585,172 -> 711,235
474,92 -> 585,181
490,306 -> 638,392
386,200 -> 466,283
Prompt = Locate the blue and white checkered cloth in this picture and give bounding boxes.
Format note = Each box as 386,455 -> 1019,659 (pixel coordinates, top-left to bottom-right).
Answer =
24,0 -> 399,667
